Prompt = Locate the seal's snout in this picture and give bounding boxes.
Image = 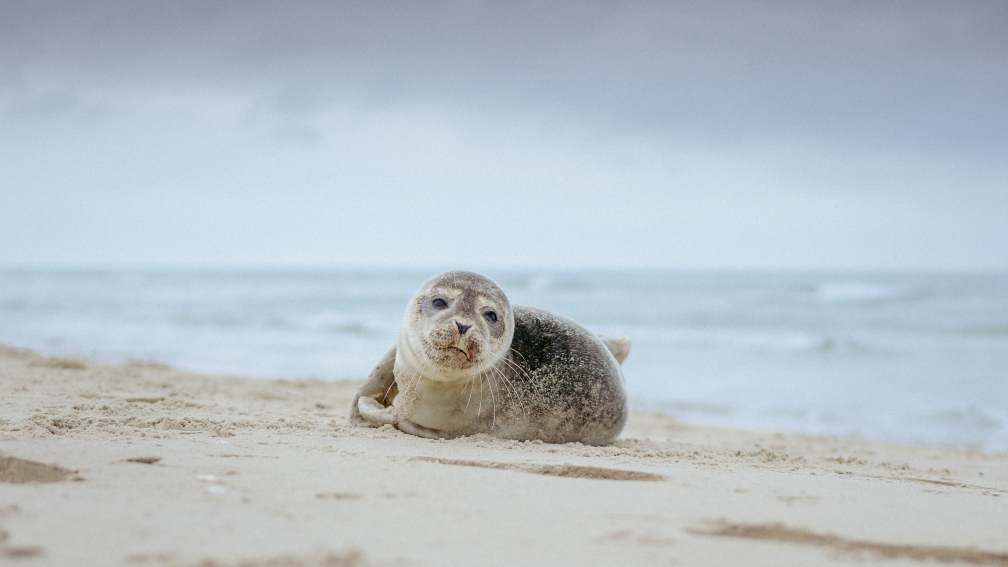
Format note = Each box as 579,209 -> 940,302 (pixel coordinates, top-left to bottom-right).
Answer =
428,326 -> 455,348
463,337 -> 481,361
425,320 -> 483,366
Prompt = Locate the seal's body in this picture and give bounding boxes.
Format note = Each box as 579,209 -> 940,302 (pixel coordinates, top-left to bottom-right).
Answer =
350,271 -> 629,445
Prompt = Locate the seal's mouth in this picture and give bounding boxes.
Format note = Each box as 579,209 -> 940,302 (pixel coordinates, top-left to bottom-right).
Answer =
425,345 -> 478,366
419,335 -> 482,368
448,346 -> 474,362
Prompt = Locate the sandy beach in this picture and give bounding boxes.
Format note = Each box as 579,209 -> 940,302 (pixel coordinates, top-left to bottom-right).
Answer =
2,343 -> 1007,566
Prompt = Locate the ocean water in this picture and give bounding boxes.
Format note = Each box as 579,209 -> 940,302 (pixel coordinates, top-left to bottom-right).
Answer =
1,269 -> 1006,453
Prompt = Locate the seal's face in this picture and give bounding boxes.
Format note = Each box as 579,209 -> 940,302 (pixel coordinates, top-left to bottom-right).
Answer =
399,271 -> 514,383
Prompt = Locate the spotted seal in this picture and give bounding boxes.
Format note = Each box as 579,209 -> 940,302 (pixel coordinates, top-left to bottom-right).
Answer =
349,271 -> 629,445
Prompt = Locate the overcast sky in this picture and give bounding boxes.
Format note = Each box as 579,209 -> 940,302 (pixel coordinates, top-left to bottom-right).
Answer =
1,1 -> 1006,270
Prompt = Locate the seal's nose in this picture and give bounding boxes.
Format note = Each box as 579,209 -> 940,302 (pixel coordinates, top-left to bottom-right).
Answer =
456,321 -> 471,336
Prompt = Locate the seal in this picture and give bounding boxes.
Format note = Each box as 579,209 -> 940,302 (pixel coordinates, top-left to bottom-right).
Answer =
349,271 -> 630,445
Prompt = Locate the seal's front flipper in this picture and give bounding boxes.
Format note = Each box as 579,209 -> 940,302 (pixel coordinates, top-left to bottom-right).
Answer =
598,335 -> 631,365
349,343 -> 398,427
357,395 -> 447,439
357,396 -> 399,427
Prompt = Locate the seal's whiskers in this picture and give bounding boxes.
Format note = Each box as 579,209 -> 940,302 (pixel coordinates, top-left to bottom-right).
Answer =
490,364 -> 526,419
463,373 -> 476,414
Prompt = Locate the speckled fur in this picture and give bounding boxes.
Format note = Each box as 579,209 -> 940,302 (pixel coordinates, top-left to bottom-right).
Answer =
499,305 -> 628,444
350,271 -> 629,445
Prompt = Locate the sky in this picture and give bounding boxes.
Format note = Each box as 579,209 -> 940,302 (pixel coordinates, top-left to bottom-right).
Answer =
1,1 -> 1006,270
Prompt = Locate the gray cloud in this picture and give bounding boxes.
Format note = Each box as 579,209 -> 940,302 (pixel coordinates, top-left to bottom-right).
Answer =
3,1 -> 1005,152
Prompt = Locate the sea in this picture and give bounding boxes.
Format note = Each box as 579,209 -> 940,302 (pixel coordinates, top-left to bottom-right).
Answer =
2,269 -> 1006,453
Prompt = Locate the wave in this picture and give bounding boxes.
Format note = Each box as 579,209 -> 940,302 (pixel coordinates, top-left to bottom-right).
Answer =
159,311 -> 399,337
925,406 -> 1004,431
618,326 -> 891,357
635,398 -> 1008,453
809,281 -> 928,305
634,398 -> 736,417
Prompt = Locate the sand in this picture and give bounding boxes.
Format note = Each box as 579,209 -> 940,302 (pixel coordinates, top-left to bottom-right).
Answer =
1,343 -> 1006,566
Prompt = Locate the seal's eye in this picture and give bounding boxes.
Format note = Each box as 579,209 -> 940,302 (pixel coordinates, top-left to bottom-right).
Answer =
484,311 -> 498,323
431,298 -> 448,309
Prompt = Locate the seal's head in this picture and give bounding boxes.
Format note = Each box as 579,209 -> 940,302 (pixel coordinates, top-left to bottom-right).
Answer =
398,271 -> 514,383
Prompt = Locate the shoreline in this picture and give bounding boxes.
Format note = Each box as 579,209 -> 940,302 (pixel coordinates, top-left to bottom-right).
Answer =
2,343 -> 1007,566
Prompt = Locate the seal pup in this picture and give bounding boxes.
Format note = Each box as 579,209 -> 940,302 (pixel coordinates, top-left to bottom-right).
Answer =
350,271 -> 630,445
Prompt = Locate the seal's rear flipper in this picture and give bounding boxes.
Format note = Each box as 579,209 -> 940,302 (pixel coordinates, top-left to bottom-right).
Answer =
598,335 -> 631,365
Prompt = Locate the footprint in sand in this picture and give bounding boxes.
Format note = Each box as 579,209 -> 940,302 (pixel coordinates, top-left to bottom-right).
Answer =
0,453 -> 80,483
411,456 -> 664,481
